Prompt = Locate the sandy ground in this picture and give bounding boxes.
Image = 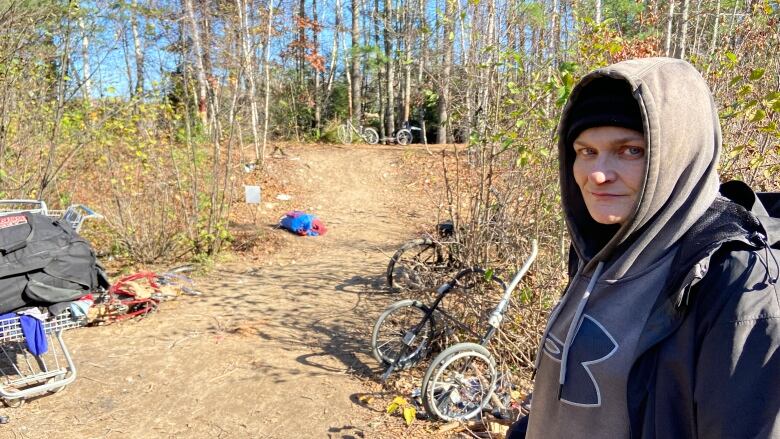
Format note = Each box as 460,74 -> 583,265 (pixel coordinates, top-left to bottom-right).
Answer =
0,144 -> 444,438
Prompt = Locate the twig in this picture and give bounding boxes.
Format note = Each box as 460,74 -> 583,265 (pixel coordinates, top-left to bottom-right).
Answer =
208,364 -> 238,383
169,333 -> 201,349
81,376 -> 110,386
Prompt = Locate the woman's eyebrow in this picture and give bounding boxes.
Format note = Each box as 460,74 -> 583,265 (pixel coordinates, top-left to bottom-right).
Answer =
573,135 -> 645,147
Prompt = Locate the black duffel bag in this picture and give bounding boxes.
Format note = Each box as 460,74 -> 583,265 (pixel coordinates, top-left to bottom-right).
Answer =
0,212 -> 108,313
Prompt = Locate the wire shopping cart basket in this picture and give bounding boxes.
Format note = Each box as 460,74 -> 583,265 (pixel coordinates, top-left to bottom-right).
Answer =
0,309 -> 87,406
0,200 -> 102,233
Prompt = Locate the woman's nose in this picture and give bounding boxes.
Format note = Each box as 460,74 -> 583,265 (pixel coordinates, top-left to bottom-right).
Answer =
588,161 -> 616,184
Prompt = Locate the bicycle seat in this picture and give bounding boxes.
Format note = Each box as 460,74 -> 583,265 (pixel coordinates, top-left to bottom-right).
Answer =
437,221 -> 454,237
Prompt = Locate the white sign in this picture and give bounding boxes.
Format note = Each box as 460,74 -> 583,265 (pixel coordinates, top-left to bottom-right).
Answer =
244,185 -> 261,204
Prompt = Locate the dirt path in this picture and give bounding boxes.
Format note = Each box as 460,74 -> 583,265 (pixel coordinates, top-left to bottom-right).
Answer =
0,144 -> 438,438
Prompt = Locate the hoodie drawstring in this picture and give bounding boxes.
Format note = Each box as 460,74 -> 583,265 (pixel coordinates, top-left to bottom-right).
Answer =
558,261 -> 605,400
765,243 -> 779,284
533,272 -> 582,374
752,232 -> 779,284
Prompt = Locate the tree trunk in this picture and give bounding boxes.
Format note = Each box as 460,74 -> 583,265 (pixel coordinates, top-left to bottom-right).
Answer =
691,0 -> 703,56
298,0 -> 306,86
261,0 -> 275,162
183,0 -> 209,130
374,0 -> 385,140
402,4 -> 412,123
351,0 -> 362,123
708,0 -> 721,58
457,0 -> 471,142
727,0 -> 739,50
665,0 -> 676,56
338,0 -> 353,119
237,0 -> 261,162
437,0 -> 453,144
324,0 -> 340,114
130,0 -> 144,97
417,0 -> 427,88
549,0 -> 560,66
675,0 -> 690,58
78,15 -> 91,104
384,0 -> 395,139
313,0 -> 321,133
200,1 -> 216,128
595,0 -> 602,24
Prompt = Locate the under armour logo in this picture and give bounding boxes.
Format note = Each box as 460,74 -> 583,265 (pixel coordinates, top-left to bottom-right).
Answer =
542,315 -> 618,407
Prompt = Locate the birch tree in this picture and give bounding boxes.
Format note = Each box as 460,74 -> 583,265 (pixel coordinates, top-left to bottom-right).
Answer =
183,0 -> 209,129
351,0 -> 362,122
384,0 -> 395,137
437,0 -> 453,144
130,0 -> 144,97
237,0 -> 261,162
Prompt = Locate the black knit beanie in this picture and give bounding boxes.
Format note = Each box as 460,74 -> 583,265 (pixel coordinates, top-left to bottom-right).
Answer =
566,77 -> 644,145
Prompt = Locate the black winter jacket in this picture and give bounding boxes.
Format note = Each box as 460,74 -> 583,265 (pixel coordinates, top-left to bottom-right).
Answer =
512,182 -> 780,439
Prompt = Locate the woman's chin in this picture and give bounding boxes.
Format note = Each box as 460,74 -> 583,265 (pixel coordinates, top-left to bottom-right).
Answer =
591,213 -> 626,225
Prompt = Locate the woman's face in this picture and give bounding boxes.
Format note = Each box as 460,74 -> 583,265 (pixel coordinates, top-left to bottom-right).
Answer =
572,126 -> 647,225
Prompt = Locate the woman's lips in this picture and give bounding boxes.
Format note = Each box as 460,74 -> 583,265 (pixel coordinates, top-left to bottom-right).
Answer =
589,192 -> 625,199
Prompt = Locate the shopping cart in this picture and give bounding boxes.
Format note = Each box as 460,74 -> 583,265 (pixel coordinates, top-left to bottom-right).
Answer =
0,199 -> 102,233
0,199 -> 102,407
0,309 -> 87,406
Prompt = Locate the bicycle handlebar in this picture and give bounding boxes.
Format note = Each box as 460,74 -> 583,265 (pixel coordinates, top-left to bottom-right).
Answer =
488,239 -> 539,328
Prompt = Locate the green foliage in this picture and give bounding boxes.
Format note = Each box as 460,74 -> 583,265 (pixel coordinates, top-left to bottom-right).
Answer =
714,50 -> 780,188
601,0 -> 646,35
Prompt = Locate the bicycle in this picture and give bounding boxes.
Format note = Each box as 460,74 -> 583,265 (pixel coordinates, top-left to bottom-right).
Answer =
394,120 -> 423,145
337,120 -> 379,145
387,189 -> 513,293
386,221 -> 458,292
372,240 -> 538,421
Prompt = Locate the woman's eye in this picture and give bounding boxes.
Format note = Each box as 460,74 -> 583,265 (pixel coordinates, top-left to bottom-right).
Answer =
577,148 -> 595,156
624,146 -> 645,157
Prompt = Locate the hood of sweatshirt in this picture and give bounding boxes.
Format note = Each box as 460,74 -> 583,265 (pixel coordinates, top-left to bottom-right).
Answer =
559,57 -> 722,280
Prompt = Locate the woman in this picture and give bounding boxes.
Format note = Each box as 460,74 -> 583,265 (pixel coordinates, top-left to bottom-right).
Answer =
510,58 -> 779,438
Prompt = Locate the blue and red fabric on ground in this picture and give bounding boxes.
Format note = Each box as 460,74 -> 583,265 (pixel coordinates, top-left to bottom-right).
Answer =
279,211 -> 328,236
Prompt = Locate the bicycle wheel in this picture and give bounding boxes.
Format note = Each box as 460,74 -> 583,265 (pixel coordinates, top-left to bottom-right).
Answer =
362,127 -> 379,145
396,128 -> 413,145
371,299 -> 435,369
337,124 -> 352,144
421,342 -> 497,422
387,238 -> 447,292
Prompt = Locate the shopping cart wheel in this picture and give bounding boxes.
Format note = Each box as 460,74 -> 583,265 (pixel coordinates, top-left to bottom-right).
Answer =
3,398 -> 24,408
421,342 -> 497,422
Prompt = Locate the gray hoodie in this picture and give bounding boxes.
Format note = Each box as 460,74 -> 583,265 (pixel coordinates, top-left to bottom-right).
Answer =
526,58 -> 723,438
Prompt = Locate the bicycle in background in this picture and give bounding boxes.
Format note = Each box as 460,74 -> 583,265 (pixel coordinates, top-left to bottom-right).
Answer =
338,120 -> 379,145
394,120 -> 423,145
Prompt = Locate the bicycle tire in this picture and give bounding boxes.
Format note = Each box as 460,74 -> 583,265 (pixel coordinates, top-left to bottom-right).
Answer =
362,127 -> 379,145
396,129 -> 413,145
387,238 -> 447,292
337,124 -> 352,144
421,342 -> 497,422
371,299 -> 435,369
